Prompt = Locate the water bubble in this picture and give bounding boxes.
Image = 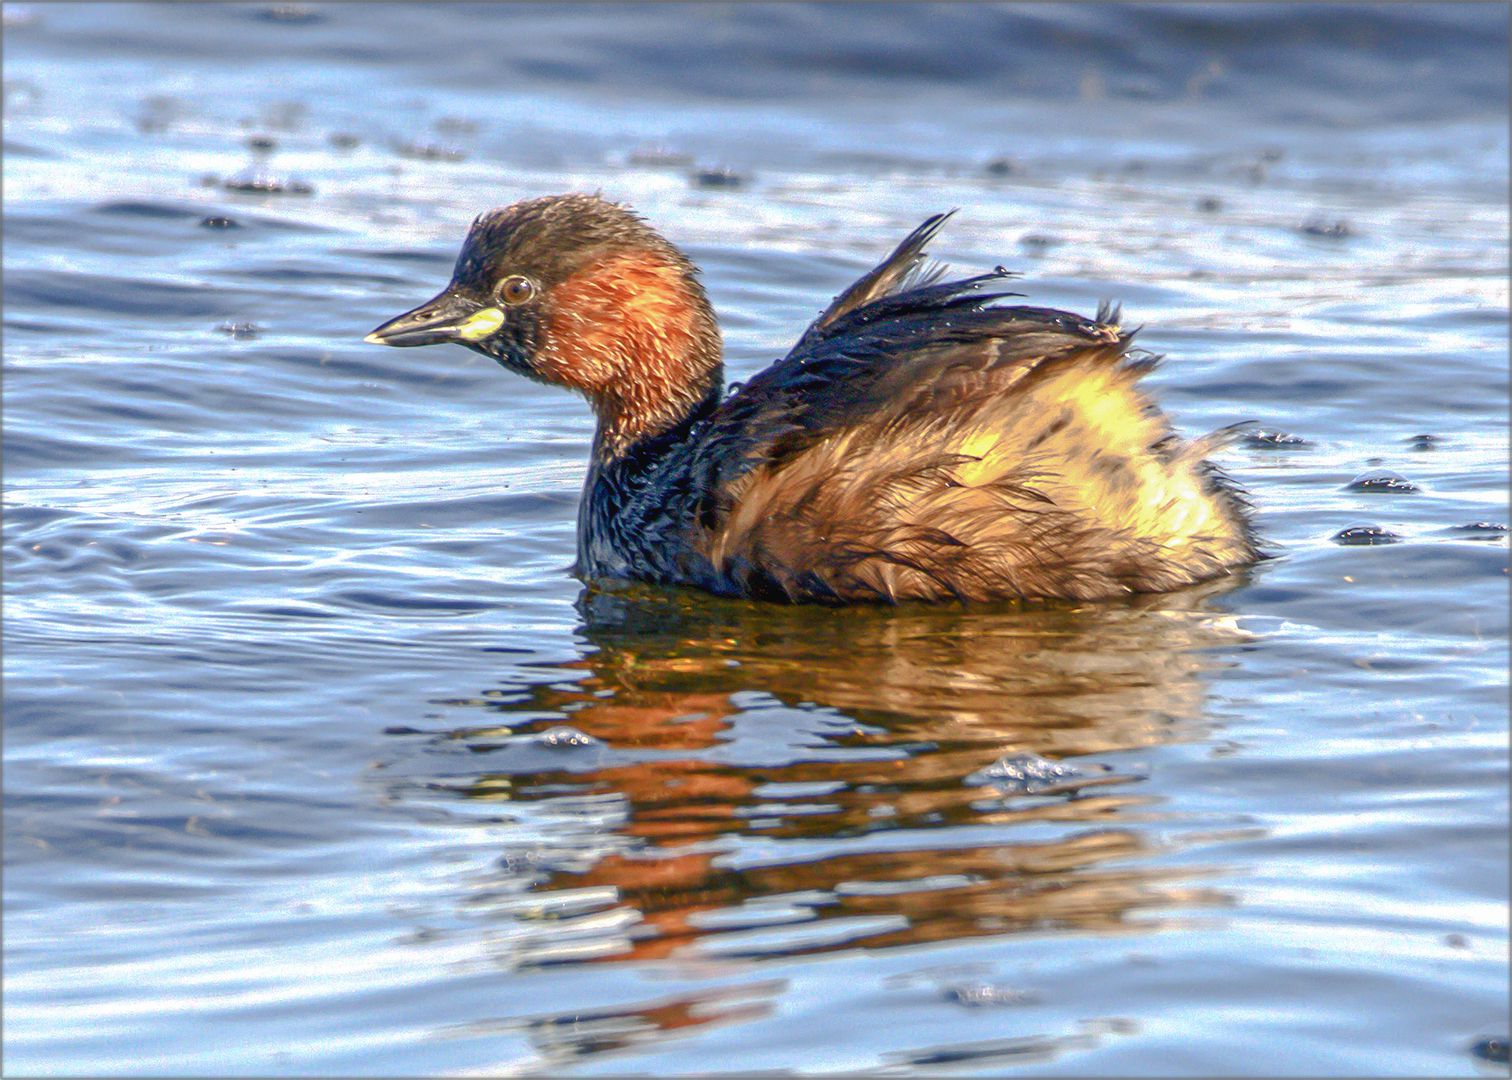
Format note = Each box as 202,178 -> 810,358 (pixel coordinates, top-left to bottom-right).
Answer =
1331,524 -> 1401,546
1471,1038 -> 1509,1065
1345,470 -> 1419,494
1301,218 -> 1353,239
966,751 -> 1082,794
392,139 -> 466,163
1448,521 -> 1507,538
536,725 -> 599,750
943,983 -> 1037,1007
222,169 -> 314,195
1018,233 -> 1059,251
1243,430 -> 1310,449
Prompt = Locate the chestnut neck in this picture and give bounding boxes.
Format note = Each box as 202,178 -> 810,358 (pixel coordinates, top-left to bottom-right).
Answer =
591,338 -> 725,461
538,247 -> 725,461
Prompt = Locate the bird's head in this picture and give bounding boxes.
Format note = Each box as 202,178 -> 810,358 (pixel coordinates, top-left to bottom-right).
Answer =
367,193 -> 723,454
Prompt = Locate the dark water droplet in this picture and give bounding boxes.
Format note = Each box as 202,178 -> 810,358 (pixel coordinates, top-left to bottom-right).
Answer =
392,139 -> 466,162
691,167 -> 747,189
327,131 -> 360,150
255,4 -> 323,24
246,134 -> 277,154
135,93 -> 183,134
222,169 -> 314,195
1448,521 -> 1507,538
1196,195 -> 1222,212
383,725 -> 425,736
1331,524 -> 1402,545
1472,1038 -> 1509,1065
1345,470 -> 1419,493
1018,233 -> 1059,250
199,216 -> 241,229
1407,433 -> 1441,451
628,144 -> 692,168
433,116 -> 478,135
217,322 -> 263,339
1244,430 -> 1311,449
1301,218 -> 1353,239
966,751 -> 1081,794
984,157 -> 1017,177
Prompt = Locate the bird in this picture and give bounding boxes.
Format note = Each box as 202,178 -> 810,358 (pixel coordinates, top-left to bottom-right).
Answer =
366,193 -> 1257,604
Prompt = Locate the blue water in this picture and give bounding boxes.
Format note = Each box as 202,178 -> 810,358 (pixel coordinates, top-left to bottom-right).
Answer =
4,3 -> 1509,1075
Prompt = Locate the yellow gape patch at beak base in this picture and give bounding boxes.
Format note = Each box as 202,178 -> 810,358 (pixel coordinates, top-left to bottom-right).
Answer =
456,307 -> 505,341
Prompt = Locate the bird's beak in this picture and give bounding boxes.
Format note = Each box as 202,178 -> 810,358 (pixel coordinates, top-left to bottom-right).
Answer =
364,291 -> 505,347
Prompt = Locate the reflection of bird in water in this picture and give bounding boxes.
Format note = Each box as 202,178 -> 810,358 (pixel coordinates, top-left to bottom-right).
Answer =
498,980 -> 785,1066
422,582 -> 1250,971
368,194 -> 1258,603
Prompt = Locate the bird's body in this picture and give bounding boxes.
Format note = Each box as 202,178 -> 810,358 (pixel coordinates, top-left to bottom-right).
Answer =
368,195 -> 1257,603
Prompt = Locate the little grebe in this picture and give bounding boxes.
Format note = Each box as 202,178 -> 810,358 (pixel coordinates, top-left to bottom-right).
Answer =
367,194 -> 1257,603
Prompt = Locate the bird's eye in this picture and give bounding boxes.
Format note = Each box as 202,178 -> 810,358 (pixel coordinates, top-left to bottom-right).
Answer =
495,275 -> 536,306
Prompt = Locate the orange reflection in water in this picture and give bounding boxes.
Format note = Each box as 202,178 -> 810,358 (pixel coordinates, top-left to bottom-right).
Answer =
436,580 -> 1248,971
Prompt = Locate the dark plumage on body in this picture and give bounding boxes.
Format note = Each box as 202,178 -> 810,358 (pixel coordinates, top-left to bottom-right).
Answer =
367,194 -> 1258,604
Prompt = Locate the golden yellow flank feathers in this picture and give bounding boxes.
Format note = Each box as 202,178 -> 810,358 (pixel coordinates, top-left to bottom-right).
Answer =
709,339 -> 1255,604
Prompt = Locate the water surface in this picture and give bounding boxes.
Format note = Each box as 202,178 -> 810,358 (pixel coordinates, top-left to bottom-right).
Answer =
4,3 -> 1508,1075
